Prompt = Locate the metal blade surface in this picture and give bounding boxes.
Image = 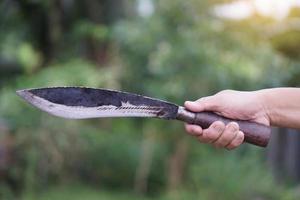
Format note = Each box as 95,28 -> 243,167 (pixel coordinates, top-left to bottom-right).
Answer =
16,87 -> 178,119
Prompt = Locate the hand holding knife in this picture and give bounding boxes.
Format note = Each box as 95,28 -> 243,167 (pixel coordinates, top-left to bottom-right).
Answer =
16,87 -> 271,147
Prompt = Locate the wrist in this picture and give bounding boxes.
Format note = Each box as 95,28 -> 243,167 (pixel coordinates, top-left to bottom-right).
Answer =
255,89 -> 274,125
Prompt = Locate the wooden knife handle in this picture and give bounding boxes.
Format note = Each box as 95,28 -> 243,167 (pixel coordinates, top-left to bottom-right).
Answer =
176,107 -> 271,147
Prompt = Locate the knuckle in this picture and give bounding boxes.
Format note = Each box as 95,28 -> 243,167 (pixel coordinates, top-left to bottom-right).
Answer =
202,131 -> 215,143
197,96 -> 219,110
204,129 -> 219,141
213,138 -> 226,147
223,130 -> 234,139
212,121 -> 225,133
207,133 -> 217,141
228,132 -> 244,148
216,133 -> 234,146
201,131 -> 209,140
227,122 -> 239,132
236,131 -> 245,143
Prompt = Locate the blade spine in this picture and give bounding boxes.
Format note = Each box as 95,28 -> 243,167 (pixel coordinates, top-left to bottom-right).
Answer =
17,89 -> 178,119
17,86 -> 179,107
17,87 -> 179,119
17,90 -> 166,119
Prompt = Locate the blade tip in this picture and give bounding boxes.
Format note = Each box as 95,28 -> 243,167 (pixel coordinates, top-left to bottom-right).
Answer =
16,89 -> 32,101
16,90 -> 23,96
16,89 -> 26,97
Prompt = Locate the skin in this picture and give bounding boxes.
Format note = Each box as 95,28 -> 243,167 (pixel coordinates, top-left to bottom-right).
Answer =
184,88 -> 300,150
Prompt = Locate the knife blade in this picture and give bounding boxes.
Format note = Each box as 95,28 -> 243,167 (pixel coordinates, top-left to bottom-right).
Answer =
16,87 -> 271,147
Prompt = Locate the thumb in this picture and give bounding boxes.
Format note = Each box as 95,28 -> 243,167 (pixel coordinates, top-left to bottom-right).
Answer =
184,96 -> 218,112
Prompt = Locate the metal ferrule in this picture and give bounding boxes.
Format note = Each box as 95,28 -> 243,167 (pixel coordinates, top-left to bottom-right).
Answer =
176,106 -> 196,124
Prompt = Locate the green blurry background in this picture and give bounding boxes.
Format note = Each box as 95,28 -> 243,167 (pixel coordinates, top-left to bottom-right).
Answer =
0,0 -> 300,199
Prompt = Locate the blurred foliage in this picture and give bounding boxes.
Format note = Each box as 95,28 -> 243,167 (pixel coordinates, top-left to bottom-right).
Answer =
115,0 -> 293,100
269,7 -> 300,60
17,43 -> 42,74
73,20 -> 110,42
0,0 -> 300,199
27,184 -> 152,200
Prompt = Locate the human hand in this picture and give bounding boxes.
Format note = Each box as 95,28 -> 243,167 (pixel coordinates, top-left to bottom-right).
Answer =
184,90 -> 270,150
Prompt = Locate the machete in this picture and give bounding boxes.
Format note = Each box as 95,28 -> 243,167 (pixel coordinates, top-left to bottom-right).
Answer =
16,87 -> 271,147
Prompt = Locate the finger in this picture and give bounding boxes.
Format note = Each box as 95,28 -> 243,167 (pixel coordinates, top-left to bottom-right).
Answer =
185,124 -> 203,136
226,131 -> 245,150
198,121 -> 225,143
184,96 -> 217,112
213,122 -> 239,148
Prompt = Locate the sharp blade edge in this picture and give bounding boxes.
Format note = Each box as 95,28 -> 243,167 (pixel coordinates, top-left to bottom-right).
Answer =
16,87 -> 179,119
